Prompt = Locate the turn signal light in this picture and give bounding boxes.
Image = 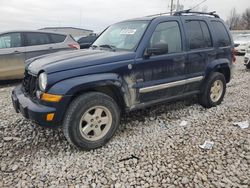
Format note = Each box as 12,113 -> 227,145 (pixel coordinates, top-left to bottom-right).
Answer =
46,113 -> 55,121
41,93 -> 62,102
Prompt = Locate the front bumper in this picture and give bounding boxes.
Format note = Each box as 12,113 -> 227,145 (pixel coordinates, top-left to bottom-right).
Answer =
12,85 -> 59,127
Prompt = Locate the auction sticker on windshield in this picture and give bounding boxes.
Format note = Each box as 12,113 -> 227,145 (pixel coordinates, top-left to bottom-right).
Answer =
120,29 -> 137,35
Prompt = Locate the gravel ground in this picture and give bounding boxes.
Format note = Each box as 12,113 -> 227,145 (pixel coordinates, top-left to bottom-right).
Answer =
0,56 -> 249,188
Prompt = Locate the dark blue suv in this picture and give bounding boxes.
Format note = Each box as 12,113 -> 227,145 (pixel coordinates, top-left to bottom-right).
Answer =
12,11 -> 235,150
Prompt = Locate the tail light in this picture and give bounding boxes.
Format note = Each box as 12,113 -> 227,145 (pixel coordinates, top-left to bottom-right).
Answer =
232,48 -> 236,63
68,43 -> 80,50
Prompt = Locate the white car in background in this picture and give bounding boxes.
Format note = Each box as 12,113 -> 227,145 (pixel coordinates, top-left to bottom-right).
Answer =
234,34 -> 250,55
244,43 -> 250,69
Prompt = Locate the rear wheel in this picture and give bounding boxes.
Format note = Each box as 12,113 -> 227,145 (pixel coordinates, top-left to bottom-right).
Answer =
199,72 -> 226,108
63,92 -> 120,150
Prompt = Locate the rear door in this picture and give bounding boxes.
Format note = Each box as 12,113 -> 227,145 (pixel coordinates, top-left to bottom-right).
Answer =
24,32 -> 54,60
0,32 -> 25,80
182,18 -> 214,93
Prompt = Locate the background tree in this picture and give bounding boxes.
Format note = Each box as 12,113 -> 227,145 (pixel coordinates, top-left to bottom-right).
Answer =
226,8 -> 241,30
242,8 -> 250,29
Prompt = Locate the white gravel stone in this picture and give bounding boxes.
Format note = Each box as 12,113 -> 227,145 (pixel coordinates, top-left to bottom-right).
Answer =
0,57 -> 249,187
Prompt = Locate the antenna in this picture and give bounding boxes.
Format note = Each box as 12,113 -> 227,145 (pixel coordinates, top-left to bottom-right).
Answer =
170,0 -> 174,15
191,0 -> 207,10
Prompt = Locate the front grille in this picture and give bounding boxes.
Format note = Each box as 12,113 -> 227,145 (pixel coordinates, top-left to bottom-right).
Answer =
22,70 -> 37,98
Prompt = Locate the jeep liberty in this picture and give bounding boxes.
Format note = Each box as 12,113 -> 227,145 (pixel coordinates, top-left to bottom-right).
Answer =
12,11 -> 235,150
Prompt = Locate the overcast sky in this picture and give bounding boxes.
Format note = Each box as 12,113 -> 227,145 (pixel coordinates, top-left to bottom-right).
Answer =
0,0 -> 249,33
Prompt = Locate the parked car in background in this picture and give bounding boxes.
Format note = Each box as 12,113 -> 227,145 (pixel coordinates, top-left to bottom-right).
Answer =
77,35 -> 97,49
244,43 -> 250,69
0,31 -> 79,80
234,34 -> 250,55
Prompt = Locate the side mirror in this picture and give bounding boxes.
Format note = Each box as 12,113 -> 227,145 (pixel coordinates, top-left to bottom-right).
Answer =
144,43 -> 168,57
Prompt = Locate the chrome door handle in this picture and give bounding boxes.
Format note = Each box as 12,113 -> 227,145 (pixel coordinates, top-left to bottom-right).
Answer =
12,50 -> 21,54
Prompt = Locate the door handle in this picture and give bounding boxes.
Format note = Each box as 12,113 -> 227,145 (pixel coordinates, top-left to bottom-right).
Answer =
12,50 -> 21,54
49,47 -> 53,50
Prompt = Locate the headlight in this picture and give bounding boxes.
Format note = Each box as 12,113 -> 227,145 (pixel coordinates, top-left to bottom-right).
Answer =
38,72 -> 47,91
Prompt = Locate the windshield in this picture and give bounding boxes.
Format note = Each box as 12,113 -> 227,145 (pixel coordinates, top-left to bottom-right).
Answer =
93,20 -> 149,51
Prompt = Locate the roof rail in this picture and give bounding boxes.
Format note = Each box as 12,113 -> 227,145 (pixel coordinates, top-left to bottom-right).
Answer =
173,9 -> 220,18
146,12 -> 171,17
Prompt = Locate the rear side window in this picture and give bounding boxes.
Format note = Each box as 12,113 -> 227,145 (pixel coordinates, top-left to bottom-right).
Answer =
0,33 -> 22,49
185,20 -> 212,49
200,22 -> 212,47
150,21 -> 182,54
211,21 -> 231,47
50,34 -> 66,43
26,33 -> 50,46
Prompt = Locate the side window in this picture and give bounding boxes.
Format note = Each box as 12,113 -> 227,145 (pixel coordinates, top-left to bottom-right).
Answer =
0,33 -> 22,49
185,21 -> 204,49
211,21 -> 231,47
185,20 -> 212,49
26,33 -> 50,46
150,21 -> 182,54
200,21 -> 212,47
50,34 -> 66,43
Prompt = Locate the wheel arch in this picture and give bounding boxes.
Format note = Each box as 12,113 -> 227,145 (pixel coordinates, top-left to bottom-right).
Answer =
48,73 -> 129,112
205,59 -> 232,83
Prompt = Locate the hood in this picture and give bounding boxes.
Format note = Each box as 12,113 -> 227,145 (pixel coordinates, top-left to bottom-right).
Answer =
27,49 -> 136,75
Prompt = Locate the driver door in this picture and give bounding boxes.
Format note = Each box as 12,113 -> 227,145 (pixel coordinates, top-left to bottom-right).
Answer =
134,20 -> 186,103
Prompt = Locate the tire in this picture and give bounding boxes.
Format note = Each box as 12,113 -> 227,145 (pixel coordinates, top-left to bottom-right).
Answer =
198,72 -> 226,108
63,92 -> 121,150
246,63 -> 250,69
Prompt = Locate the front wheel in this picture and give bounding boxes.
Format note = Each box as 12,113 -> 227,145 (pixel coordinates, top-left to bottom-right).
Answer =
198,72 -> 226,108
63,92 -> 120,150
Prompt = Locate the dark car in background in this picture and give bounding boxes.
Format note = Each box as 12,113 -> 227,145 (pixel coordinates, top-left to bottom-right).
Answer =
77,35 -> 97,49
0,31 -> 79,80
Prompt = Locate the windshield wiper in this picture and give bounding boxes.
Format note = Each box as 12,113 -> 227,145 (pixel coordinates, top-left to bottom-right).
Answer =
99,44 -> 116,51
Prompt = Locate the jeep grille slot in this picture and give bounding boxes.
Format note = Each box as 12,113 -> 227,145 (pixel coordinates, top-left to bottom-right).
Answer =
22,70 -> 37,99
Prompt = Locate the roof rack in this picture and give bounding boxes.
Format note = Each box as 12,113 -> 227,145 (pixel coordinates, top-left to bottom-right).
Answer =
146,12 -> 171,17
173,9 -> 220,18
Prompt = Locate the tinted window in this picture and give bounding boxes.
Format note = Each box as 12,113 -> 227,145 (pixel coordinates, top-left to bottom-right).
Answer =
186,21 -> 204,49
26,33 -> 50,46
200,22 -> 212,47
186,21 -> 212,49
150,21 -> 182,54
0,33 -> 22,49
211,21 -> 231,47
50,34 -> 66,43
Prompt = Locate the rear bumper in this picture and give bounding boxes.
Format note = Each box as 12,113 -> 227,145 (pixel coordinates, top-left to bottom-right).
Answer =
244,57 -> 250,66
235,46 -> 246,54
12,85 -> 59,127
